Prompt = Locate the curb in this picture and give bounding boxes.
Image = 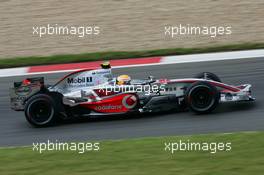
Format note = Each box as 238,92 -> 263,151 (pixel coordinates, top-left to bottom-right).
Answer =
0,49 -> 264,78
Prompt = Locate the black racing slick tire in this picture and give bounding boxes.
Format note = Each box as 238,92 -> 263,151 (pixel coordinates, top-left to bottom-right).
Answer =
185,81 -> 220,114
194,72 -> 222,82
25,94 -> 59,127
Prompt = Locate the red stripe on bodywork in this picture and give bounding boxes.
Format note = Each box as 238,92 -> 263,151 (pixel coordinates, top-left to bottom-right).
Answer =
166,79 -> 240,92
28,57 -> 162,73
209,81 -> 240,92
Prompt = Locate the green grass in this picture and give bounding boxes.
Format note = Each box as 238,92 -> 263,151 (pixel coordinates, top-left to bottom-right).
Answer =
0,42 -> 264,68
0,131 -> 263,175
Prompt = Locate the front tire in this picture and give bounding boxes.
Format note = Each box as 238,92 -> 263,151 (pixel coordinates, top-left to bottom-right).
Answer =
185,81 -> 220,114
25,94 -> 59,127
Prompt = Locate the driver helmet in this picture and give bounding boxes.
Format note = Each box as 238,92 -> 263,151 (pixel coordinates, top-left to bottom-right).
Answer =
117,75 -> 131,85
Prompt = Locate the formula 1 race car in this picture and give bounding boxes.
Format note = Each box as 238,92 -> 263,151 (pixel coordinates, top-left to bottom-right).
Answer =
10,62 -> 255,127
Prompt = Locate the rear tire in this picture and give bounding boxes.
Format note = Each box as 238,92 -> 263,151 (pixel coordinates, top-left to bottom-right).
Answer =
194,72 -> 221,82
185,81 -> 220,114
25,94 -> 59,127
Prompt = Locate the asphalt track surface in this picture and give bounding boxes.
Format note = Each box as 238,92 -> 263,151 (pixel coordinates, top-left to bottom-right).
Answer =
0,58 -> 263,146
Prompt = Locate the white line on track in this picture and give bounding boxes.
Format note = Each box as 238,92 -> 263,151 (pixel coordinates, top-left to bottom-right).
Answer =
0,49 -> 264,78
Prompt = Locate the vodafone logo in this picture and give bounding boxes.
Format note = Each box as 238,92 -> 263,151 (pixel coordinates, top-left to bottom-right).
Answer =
95,105 -> 122,111
122,95 -> 137,109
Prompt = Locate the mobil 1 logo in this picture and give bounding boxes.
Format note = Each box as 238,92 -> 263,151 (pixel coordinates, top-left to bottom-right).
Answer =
67,76 -> 93,87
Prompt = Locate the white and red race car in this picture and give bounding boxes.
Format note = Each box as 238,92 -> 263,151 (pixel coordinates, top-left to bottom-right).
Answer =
10,63 -> 255,127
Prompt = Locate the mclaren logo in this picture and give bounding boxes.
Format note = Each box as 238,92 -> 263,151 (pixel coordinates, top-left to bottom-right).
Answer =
67,77 -> 93,84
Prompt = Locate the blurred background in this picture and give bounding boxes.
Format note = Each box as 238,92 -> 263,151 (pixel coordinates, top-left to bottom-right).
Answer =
0,0 -> 263,58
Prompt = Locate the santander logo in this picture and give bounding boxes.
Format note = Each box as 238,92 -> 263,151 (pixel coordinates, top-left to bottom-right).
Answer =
122,95 -> 137,109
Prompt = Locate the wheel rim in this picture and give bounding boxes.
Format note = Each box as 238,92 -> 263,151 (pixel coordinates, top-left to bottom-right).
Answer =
27,99 -> 54,125
190,86 -> 214,111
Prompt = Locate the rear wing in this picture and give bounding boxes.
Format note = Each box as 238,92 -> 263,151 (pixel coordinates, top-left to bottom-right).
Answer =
13,77 -> 44,88
10,77 -> 44,111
